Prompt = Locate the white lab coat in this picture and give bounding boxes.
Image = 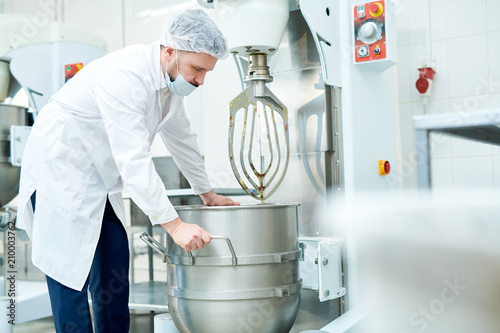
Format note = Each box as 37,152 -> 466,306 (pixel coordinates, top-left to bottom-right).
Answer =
16,42 -> 212,291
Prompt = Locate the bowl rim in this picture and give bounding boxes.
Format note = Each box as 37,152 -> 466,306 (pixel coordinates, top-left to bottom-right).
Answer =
174,202 -> 300,211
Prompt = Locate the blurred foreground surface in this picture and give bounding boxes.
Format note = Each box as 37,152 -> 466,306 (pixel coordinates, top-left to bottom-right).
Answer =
334,189 -> 500,333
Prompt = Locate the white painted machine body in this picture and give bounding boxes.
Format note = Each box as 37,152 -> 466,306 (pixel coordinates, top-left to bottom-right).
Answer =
0,14 -> 107,116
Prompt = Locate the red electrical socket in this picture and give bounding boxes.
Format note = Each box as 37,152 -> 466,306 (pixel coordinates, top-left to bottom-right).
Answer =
416,67 -> 435,95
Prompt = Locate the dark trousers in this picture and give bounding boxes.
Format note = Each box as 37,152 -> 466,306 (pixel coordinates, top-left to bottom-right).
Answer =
32,195 -> 130,333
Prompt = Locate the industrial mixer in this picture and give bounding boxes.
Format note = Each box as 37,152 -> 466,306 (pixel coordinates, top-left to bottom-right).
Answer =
142,0 -> 398,332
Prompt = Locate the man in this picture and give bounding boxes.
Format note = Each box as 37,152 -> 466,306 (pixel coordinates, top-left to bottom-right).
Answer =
16,9 -> 237,333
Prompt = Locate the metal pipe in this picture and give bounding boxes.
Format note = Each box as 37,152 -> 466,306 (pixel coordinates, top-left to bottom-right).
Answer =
232,53 -> 245,91
60,0 -> 65,23
121,0 -> 126,47
146,224 -> 154,281
423,0 -> 432,65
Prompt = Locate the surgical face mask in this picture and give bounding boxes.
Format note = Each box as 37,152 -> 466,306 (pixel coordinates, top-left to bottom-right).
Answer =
165,50 -> 197,96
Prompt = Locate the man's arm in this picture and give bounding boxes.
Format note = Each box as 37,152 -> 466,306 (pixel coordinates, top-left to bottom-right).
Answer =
95,62 -> 179,225
158,103 -> 239,251
159,102 -> 240,205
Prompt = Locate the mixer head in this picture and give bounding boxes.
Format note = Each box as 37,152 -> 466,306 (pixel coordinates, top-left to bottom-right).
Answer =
228,54 -> 289,201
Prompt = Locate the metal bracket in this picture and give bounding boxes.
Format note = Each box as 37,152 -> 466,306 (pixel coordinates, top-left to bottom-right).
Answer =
299,237 -> 345,302
10,125 -> 31,167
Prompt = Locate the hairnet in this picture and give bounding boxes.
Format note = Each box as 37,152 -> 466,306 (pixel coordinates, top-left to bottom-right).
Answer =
160,9 -> 228,59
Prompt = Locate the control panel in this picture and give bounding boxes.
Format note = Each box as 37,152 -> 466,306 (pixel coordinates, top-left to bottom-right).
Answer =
353,1 -> 396,70
65,63 -> 83,82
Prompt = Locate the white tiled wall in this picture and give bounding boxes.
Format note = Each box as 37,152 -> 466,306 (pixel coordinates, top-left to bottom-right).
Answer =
395,0 -> 500,190
4,0 -> 499,191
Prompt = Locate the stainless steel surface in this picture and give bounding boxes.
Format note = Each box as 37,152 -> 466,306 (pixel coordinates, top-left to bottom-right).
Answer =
142,204 -> 302,333
164,188 -> 248,197
186,235 -> 237,266
413,108 -> 500,130
0,103 -> 30,206
128,281 -> 169,312
415,129 -> 431,189
258,10 -> 339,237
228,9 -> 333,229
169,204 -> 299,257
174,202 -> 295,211
244,53 -> 273,83
229,51 -> 290,201
413,108 -> 500,189
268,10 -> 321,74
143,232 -> 239,266
325,86 -> 344,199
140,232 -> 168,262
169,249 -> 302,266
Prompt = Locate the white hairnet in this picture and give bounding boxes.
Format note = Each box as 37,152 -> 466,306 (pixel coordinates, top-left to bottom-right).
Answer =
160,9 -> 228,59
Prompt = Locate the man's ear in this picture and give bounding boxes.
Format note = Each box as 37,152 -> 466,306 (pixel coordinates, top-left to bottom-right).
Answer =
164,47 -> 175,60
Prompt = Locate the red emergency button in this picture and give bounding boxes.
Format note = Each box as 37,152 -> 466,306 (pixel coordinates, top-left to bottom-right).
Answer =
379,160 -> 390,175
369,2 -> 384,17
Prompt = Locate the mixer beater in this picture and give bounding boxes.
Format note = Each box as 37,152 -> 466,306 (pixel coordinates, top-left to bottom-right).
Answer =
228,53 -> 289,201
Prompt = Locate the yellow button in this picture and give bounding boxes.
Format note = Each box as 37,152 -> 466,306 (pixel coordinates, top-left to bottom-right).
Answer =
379,160 -> 390,175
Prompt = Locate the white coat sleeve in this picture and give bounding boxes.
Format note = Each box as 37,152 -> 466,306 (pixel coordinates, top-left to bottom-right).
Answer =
159,104 -> 212,195
94,64 -> 179,225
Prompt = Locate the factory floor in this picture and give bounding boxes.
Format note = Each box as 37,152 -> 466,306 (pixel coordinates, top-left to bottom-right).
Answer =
14,310 -> 158,333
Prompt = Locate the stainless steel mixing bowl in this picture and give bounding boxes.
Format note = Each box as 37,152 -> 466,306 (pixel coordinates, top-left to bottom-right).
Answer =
142,203 -> 302,333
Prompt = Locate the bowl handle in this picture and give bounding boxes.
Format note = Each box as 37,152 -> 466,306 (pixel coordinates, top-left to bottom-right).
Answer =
187,235 -> 238,266
140,232 -> 168,261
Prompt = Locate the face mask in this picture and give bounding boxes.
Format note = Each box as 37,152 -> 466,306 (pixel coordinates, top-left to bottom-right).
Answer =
165,50 -> 197,96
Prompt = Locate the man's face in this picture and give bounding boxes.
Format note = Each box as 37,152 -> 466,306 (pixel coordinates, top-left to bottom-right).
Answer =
163,47 -> 218,87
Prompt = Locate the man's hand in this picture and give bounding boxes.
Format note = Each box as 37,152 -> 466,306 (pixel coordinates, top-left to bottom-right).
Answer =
160,191 -> 238,252
161,217 -> 211,252
200,190 -> 240,206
